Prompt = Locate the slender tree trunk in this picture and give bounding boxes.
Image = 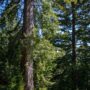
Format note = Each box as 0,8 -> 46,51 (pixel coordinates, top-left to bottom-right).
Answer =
71,2 -> 77,90
21,0 -> 34,90
71,2 -> 76,64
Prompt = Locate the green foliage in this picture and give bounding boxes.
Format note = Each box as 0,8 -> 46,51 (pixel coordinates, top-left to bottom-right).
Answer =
0,1 -> 23,90
33,39 -> 64,89
39,0 -> 59,39
0,0 -> 90,90
50,0 -> 90,90
64,0 -> 78,4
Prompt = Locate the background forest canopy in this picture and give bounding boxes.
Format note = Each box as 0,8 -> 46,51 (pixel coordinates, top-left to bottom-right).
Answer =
0,0 -> 90,90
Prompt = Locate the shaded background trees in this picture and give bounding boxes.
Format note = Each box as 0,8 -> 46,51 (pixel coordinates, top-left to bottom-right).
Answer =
0,0 -> 90,90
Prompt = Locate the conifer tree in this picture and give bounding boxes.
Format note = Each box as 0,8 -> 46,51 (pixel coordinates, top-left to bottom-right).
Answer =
21,0 -> 34,90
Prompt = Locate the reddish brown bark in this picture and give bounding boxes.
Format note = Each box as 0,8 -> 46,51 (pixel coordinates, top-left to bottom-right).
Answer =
21,0 -> 34,90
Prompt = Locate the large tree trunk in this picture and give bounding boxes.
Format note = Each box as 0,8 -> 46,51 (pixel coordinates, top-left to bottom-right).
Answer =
71,2 -> 77,90
21,0 -> 34,90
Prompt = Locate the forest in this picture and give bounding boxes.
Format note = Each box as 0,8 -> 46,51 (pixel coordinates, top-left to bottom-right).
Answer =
0,0 -> 90,90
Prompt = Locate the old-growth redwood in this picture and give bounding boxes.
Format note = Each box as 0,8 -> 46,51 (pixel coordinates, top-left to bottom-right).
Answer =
21,0 -> 34,90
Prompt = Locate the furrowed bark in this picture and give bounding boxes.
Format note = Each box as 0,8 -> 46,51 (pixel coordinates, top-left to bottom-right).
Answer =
21,0 -> 34,90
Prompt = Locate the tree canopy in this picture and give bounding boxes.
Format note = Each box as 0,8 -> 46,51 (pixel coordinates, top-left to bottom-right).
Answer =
0,0 -> 90,90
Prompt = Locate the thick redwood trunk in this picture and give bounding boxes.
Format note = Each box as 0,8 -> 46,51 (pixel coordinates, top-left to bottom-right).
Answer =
21,0 -> 34,90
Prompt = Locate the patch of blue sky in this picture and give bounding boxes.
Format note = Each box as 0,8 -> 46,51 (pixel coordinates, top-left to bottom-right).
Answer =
0,0 -> 10,16
54,9 -> 64,15
16,0 -> 24,22
0,1 -> 6,15
87,24 -> 90,28
35,0 -> 43,38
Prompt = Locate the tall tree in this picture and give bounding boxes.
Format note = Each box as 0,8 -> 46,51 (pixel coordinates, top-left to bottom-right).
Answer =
50,0 -> 90,90
21,0 -> 34,90
71,1 -> 77,90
